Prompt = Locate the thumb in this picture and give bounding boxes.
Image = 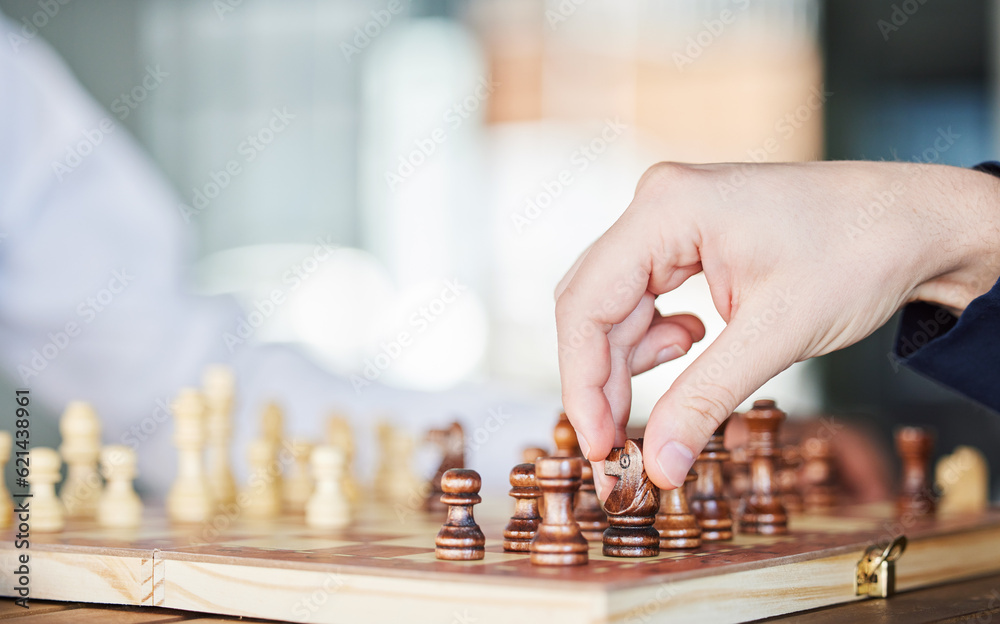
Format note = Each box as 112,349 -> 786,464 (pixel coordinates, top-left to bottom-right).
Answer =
642,308 -> 797,490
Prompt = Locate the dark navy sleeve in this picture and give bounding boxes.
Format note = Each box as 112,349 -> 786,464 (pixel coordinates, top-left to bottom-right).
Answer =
892,161 -> 1000,411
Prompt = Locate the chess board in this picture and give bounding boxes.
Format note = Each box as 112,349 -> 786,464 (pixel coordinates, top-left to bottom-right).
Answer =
3,500 -> 1000,624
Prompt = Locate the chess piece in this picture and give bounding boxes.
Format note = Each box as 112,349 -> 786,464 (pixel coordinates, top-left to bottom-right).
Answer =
740,400 -> 788,535
603,439 -> 660,557
97,445 -> 142,528
203,364 -> 237,507
435,469 -> 486,560
0,432 -> 13,529
725,445 -> 751,504
552,412 -> 582,458
283,438 -> 314,514
576,461 -> 608,541
690,420 -> 733,541
896,426 -> 936,517
306,445 -> 350,529
503,463 -> 542,552
167,388 -> 214,524
530,457 -> 588,566
778,445 -> 804,513
59,401 -> 102,519
327,414 -> 359,503
656,469 -> 702,549
936,446 -> 989,514
27,447 -> 65,532
801,437 -> 838,511
243,438 -> 282,519
375,424 -> 426,504
425,421 -> 465,512
521,447 -> 546,464
259,402 -> 285,495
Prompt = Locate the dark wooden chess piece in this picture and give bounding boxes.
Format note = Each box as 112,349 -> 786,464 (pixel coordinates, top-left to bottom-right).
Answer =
424,421 -> 465,512
434,469 -> 485,560
603,439 -> 660,557
552,412 -> 582,458
530,457 -> 589,566
801,437 -> 838,511
503,463 -> 541,552
740,400 -> 788,535
521,447 -> 546,464
656,469 -> 702,549
576,461 -> 609,541
689,420 -> 733,541
778,444 -> 804,514
896,426 -> 936,517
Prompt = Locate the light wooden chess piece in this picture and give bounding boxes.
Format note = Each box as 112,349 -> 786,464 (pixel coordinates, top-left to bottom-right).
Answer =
260,402 -> 285,497
27,447 -> 65,532
375,423 -> 424,504
326,414 -> 359,503
0,432 -> 13,529
936,445 -> 989,514
203,364 -> 237,507
283,438 -> 314,514
167,388 -> 214,524
98,445 -> 142,529
306,445 -> 350,529
243,438 -> 282,519
59,401 -> 102,519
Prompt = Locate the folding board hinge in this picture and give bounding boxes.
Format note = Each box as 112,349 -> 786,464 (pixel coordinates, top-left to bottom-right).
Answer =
855,535 -> 907,598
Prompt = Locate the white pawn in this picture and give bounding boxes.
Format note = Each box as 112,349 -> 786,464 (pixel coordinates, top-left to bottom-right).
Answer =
59,401 -> 102,518
306,445 -> 350,529
98,446 -> 142,529
243,438 -> 281,519
203,365 -> 237,507
167,389 -> 214,523
0,432 -> 13,529
283,439 -> 314,514
27,448 -> 64,532
326,414 -> 359,503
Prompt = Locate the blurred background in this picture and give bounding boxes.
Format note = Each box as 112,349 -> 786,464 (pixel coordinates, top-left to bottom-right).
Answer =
1,0 -> 998,495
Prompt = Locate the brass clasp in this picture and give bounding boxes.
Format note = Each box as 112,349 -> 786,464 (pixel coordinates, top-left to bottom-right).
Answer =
855,535 -> 907,598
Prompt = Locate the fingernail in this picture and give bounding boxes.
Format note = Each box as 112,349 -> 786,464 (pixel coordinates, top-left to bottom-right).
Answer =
655,344 -> 686,365
655,441 -> 695,488
578,434 -> 591,460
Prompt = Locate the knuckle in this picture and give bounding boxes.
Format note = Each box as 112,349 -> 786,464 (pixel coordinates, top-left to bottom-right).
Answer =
677,385 -> 738,439
636,161 -> 698,197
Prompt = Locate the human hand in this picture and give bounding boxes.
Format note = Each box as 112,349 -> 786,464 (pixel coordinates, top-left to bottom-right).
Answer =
554,161 -> 1000,493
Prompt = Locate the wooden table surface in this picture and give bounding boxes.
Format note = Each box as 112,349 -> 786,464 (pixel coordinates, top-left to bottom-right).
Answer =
3,573 -> 999,624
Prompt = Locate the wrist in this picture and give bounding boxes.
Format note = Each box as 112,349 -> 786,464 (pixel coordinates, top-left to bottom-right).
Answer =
911,164 -> 1000,316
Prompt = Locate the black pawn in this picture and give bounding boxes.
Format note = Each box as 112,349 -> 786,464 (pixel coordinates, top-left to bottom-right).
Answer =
435,469 -> 486,560
503,463 -> 541,552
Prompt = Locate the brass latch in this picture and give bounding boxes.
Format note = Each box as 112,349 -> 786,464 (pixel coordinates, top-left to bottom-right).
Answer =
855,535 -> 907,598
